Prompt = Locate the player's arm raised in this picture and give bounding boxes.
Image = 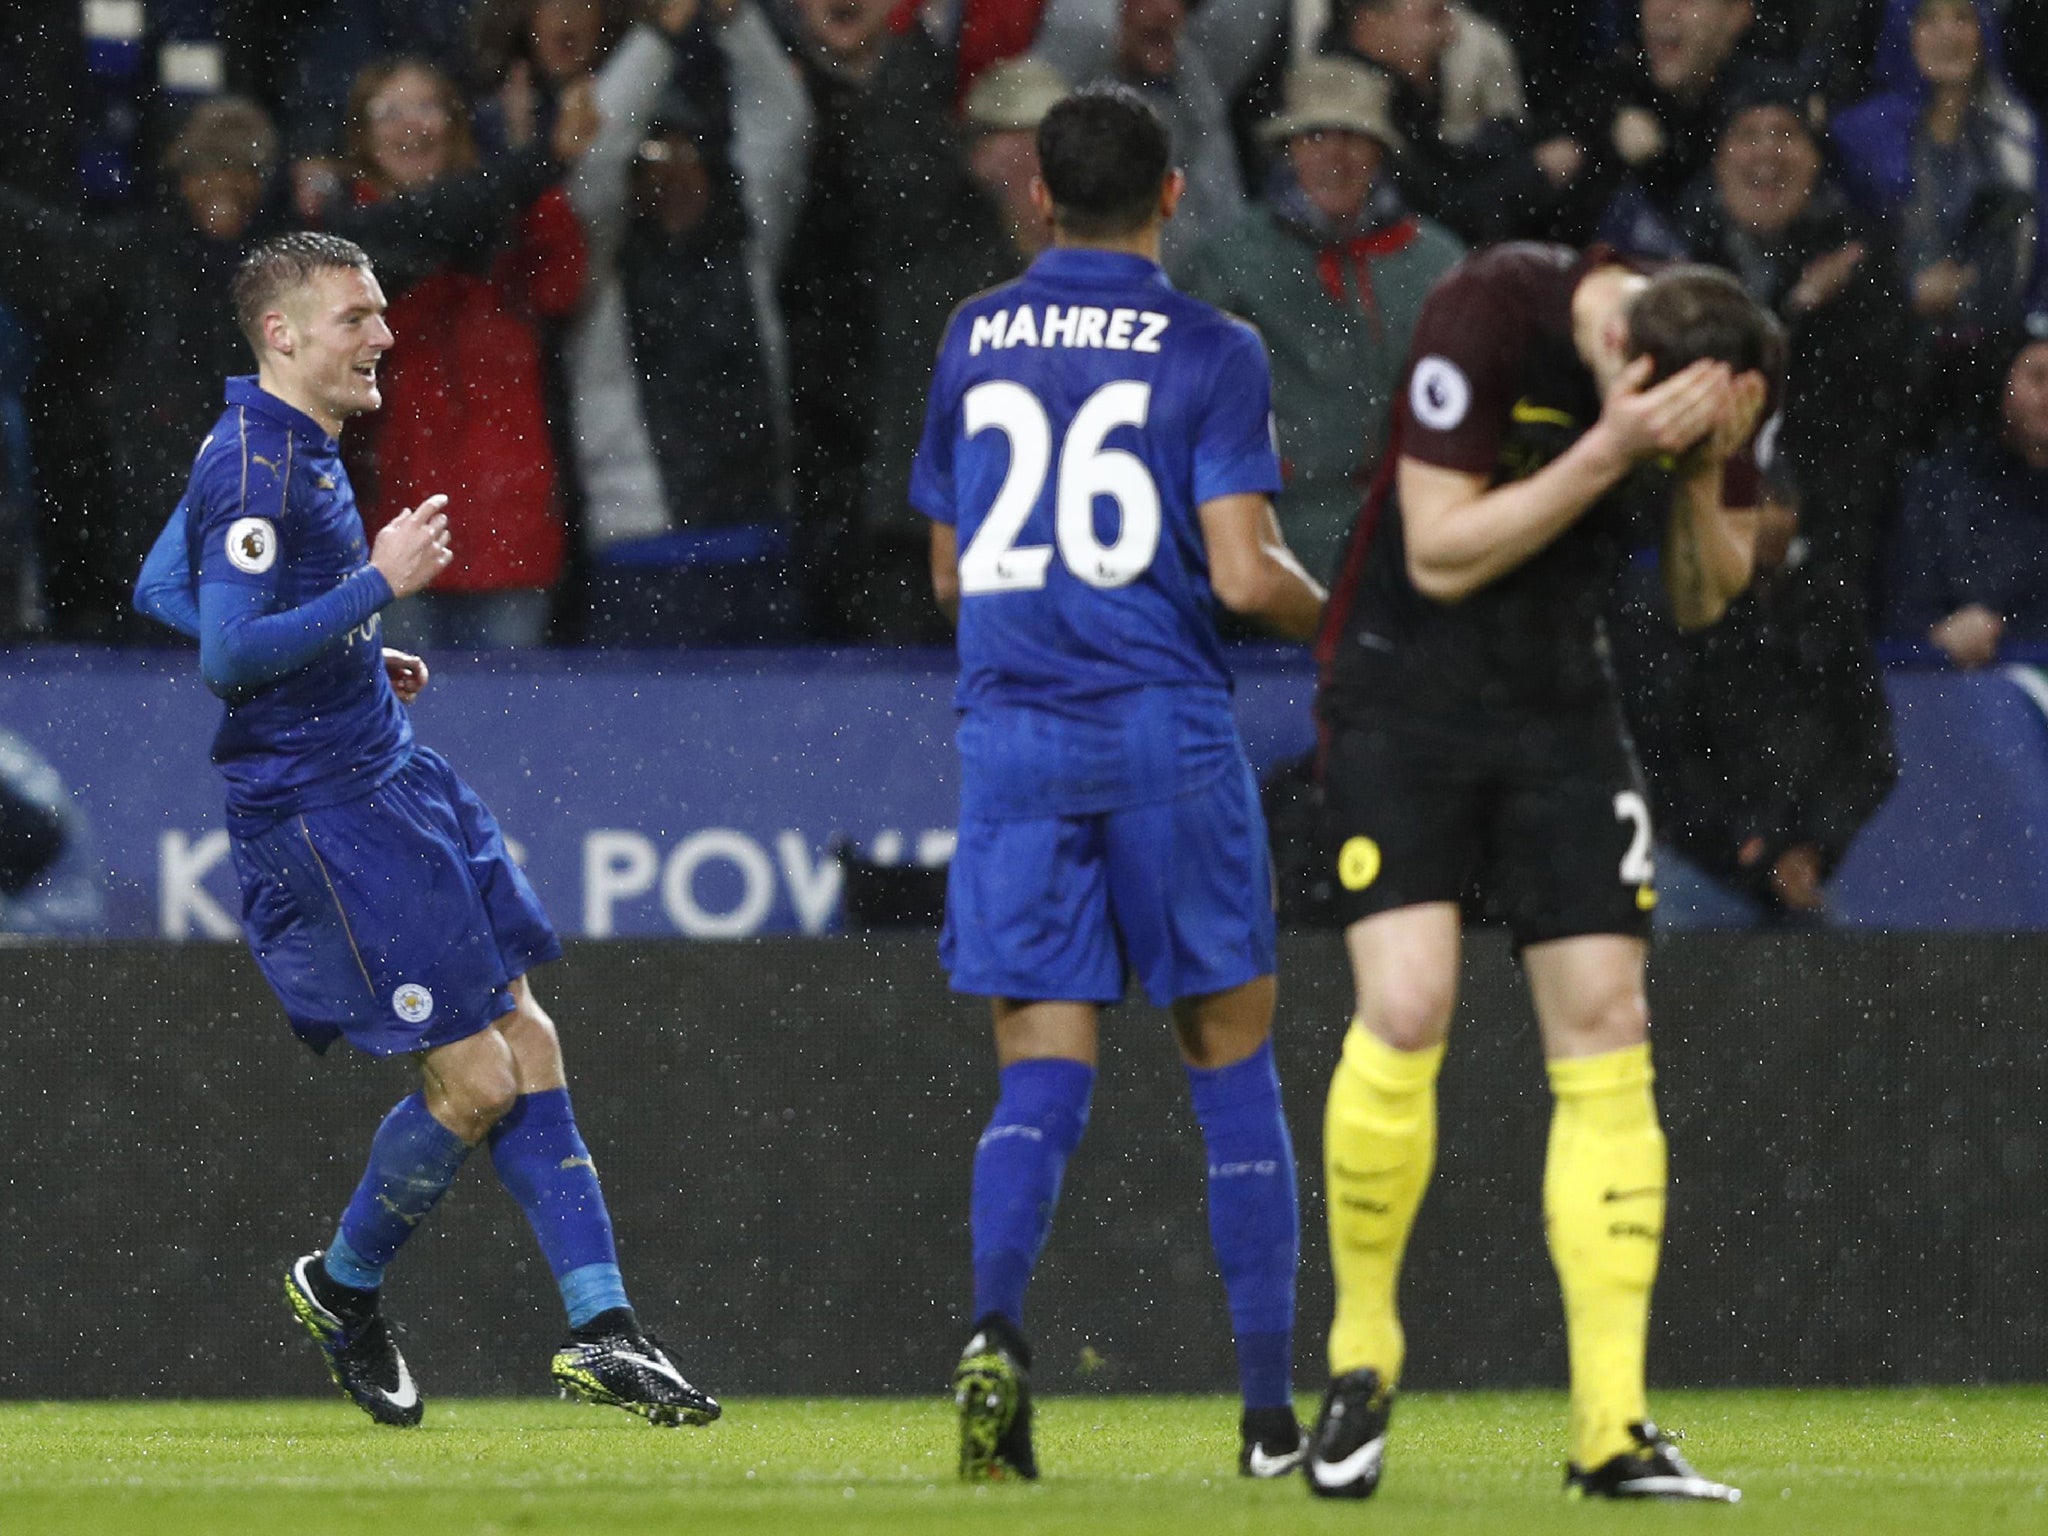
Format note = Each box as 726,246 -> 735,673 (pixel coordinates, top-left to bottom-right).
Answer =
1403,357 -> 1736,603
1199,492 -> 1325,643
1661,370 -> 1767,631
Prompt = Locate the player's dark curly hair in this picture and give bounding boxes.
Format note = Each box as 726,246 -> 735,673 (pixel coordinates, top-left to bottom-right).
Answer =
231,231 -> 373,354
1037,84 -> 1174,240
1626,264 -> 1787,385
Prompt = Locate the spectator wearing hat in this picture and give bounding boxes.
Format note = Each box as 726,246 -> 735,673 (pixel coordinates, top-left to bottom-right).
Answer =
1180,58 -> 1461,581
1885,318 -> 2048,665
0,97 -> 287,637
959,55 -> 1066,263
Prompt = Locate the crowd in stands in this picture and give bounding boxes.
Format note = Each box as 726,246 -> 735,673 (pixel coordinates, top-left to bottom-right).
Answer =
0,0 -> 2043,908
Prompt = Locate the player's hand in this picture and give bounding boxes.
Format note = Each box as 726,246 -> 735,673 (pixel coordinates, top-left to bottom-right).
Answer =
1596,356 -> 1733,466
551,80 -> 601,161
1770,844 -> 1827,912
372,493 -> 454,600
1930,602 -> 2003,669
1787,241 -> 1865,314
383,648 -> 430,704
1532,135 -> 1585,186
1911,259 -> 1973,319
1673,368 -> 1768,479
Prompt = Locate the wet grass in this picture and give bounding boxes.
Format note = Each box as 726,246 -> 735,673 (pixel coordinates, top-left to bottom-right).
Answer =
0,1389 -> 2042,1534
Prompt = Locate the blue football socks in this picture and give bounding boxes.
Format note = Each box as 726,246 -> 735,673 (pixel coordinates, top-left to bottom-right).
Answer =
489,1087 -> 630,1327
970,1057 -> 1096,1328
1185,1040 -> 1299,1411
324,1093 -> 473,1291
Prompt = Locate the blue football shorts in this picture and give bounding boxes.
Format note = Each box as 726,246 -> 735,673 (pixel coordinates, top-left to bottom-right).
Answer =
941,755 -> 1277,1008
229,745 -> 562,1056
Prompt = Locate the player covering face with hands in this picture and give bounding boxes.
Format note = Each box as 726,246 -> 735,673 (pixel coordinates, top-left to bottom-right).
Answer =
1305,249 -> 1780,1503
132,232 -> 720,1429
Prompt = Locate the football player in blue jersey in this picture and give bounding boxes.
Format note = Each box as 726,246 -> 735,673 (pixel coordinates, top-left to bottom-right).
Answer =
910,85 -> 1328,1483
131,231 -> 719,1430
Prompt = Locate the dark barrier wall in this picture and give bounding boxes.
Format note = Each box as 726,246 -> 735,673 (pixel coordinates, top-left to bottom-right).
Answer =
3,933 -> 2043,1399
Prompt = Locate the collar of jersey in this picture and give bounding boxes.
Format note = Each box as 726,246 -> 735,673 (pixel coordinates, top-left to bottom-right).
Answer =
1027,248 -> 1170,289
224,375 -> 339,450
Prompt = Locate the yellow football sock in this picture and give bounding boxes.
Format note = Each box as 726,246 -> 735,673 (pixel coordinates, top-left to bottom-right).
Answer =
1324,1022 -> 1444,1383
1544,1043 -> 1666,1471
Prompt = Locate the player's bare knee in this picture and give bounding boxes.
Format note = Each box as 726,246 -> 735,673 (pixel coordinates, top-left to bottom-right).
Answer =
1174,1016 -> 1270,1069
466,1069 -> 520,1131
1554,985 -> 1650,1053
444,1053 -> 521,1133
426,1068 -> 516,1142
1360,974 -> 1455,1052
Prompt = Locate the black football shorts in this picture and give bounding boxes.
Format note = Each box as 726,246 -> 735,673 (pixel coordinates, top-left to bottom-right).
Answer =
1322,706 -> 1657,945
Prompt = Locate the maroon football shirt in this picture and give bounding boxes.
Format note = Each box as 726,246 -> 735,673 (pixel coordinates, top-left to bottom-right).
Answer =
1317,242 -> 1761,724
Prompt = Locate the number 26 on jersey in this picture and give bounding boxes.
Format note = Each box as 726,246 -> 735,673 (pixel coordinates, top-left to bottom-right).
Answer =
958,380 -> 1161,595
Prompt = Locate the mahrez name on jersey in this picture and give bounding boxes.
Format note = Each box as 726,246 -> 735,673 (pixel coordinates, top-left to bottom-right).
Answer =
968,304 -> 1170,357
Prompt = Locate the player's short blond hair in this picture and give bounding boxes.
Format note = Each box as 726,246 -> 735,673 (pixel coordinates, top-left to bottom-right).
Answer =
230,232 -> 372,356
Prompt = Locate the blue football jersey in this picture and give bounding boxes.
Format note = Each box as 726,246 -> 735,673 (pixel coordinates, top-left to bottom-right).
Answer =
183,377 -> 412,826
910,248 -> 1283,816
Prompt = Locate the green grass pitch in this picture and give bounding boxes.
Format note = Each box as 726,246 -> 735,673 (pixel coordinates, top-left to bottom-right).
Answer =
0,1390 -> 2042,1535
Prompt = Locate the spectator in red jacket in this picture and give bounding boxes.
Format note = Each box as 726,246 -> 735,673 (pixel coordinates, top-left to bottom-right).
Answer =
343,57 -> 590,648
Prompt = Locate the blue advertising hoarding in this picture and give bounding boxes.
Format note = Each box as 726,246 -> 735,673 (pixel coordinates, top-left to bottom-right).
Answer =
0,646 -> 2044,937
0,646 -> 1317,939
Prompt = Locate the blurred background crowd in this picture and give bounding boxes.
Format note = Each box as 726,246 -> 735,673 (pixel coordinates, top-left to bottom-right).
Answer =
1,0 -> 2045,915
